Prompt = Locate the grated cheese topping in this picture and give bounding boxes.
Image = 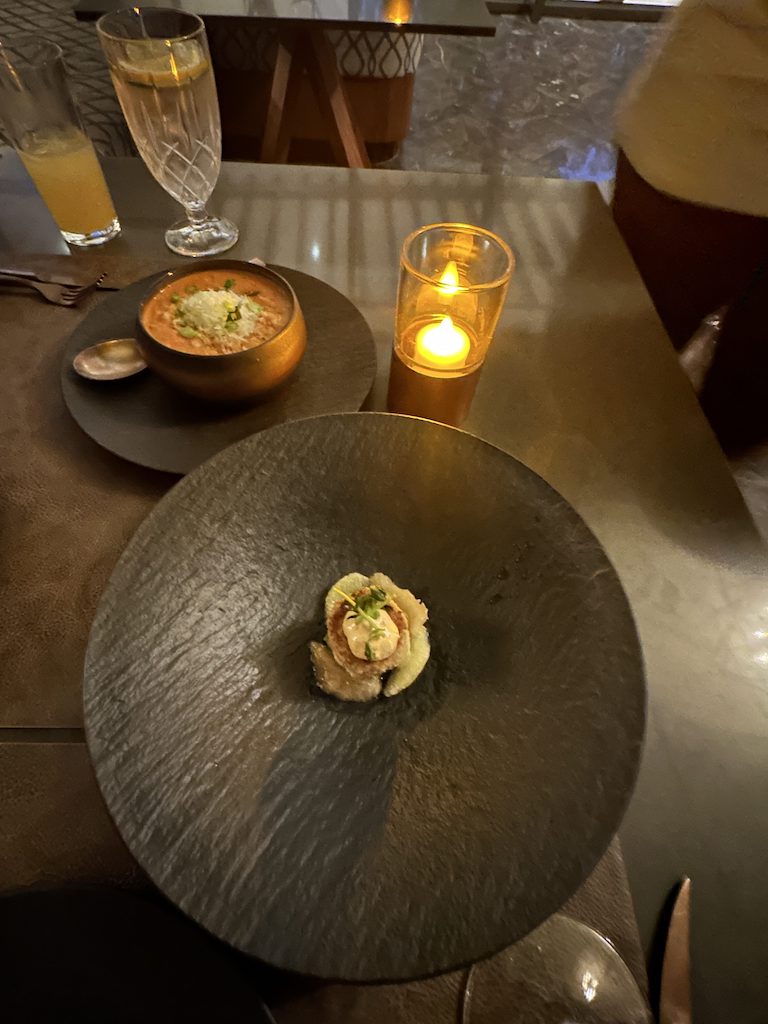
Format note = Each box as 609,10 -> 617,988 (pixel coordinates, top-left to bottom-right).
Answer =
176,289 -> 263,343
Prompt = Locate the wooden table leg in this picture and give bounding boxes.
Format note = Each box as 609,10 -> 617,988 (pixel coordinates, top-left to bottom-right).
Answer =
302,28 -> 371,169
273,38 -> 308,164
260,29 -> 299,163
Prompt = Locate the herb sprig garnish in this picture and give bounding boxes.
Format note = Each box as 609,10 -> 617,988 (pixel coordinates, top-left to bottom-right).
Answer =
334,585 -> 389,659
224,304 -> 242,330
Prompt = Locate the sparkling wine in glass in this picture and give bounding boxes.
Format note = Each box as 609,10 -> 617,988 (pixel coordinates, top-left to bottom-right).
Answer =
97,7 -> 238,257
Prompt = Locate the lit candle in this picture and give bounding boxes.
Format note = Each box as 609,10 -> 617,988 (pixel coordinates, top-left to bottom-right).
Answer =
415,316 -> 471,369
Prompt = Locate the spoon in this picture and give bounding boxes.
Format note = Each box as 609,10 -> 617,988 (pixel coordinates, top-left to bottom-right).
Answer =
73,338 -> 147,381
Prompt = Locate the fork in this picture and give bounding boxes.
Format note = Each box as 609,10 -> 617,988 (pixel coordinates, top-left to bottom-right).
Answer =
0,273 -> 105,306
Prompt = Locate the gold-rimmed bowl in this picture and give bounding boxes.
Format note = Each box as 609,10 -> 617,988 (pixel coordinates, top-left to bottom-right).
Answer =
137,260 -> 306,402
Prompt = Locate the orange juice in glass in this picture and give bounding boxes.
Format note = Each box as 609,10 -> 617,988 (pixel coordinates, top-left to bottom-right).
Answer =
0,38 -> 120,246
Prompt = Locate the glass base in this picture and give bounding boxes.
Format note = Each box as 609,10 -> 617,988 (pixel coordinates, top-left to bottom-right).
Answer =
165,216 -> 239,257
62,217 -> 121,247
461,915 -> 651,1024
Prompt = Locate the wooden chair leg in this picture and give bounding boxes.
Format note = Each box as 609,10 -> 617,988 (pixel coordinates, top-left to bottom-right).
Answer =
302,28 -> 371,169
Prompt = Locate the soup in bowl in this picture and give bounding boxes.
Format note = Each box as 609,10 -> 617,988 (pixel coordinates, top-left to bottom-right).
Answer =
137,261 -> 306,402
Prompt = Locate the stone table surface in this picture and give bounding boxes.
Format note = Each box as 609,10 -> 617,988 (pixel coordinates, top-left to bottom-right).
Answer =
1,155 -> 767,1024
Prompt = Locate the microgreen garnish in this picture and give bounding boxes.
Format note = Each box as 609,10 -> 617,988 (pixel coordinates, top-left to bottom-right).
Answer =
170,293 -> 181,303
333,585 -> 389,647
364,642 -> 374,661
356,586 -> 387,617
223,278 -> 235,290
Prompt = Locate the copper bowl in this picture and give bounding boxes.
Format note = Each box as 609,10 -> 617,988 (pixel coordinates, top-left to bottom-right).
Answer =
136,260 -> 307,402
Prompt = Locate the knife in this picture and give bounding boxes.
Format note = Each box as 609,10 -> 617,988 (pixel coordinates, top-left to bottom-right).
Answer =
659,877 -> 692,1024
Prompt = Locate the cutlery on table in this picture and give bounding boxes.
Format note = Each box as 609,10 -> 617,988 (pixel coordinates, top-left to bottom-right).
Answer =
73,338 -> 147,381
0,272 -> 105,306
660,877 -> 692,1024
0,265 -> 119,290
0,256 -> 266,296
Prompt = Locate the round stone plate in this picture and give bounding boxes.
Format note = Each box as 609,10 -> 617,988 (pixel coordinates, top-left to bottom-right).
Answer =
84,413 -> 645,982
61,267 -> 376,474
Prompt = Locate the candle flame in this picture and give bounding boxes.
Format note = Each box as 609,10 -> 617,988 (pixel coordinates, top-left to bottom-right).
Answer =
438,261 -> 460,295
431,315 -> 457,351
423,317 -> 464,359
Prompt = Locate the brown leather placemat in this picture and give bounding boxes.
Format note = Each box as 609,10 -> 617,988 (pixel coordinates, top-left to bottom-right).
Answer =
0,287 -> 170,727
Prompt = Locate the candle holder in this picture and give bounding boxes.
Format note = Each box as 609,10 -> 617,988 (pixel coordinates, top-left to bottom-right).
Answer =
387,223 -> 514,425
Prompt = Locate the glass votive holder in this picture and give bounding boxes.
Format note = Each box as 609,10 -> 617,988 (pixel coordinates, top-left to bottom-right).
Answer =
387,222 -> 514,426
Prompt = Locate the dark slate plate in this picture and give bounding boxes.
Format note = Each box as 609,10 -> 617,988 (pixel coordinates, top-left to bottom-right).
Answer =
83,413 -> 645,983
61,267 -> 376,475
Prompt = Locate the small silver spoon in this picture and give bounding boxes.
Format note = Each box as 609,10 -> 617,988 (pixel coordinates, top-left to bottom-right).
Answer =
73,338 -> 147,381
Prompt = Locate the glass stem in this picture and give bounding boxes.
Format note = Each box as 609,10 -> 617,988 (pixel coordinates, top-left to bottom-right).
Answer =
185,200 -> 209,228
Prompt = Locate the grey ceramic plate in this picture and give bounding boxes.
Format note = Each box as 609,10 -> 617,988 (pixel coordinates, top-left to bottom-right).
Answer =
61,267 -> 376,475
84,413 -> 645,983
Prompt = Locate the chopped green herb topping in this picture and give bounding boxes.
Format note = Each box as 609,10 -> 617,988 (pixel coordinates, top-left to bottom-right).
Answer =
333,585 -> 388,644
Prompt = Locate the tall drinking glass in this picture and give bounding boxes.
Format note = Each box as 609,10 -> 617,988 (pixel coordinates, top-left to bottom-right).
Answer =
0,37 -> 120,247
97,7 -> 238,257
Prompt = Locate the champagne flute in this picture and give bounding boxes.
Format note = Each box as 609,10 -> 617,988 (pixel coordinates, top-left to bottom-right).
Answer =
97,7 -> 238,257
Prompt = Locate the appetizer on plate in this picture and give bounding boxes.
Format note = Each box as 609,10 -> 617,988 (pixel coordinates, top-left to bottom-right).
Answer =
310,572 -> 430,702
